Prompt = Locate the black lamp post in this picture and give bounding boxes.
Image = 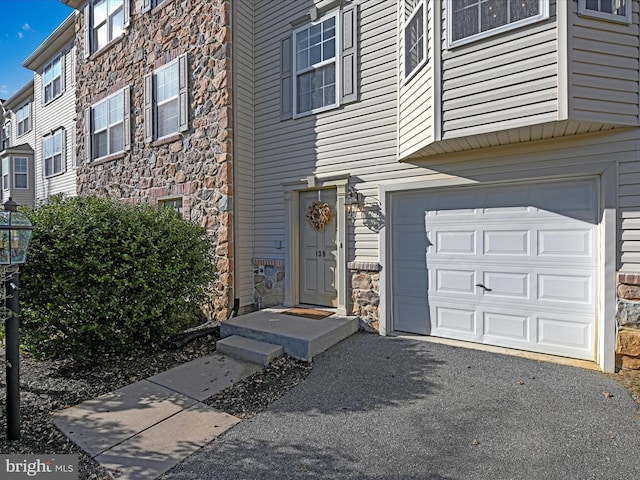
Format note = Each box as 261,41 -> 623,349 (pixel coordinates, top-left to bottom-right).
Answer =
1,198 -> 34,441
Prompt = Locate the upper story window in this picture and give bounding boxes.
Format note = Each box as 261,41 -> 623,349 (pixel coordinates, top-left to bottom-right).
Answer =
43,56 -> 63,104
403,0 -> 428,82
43,129 -> 65,178
447,0 -> 548,48
84,0 -> 130,56
86,86 -> 130,162
13,157 -> 28,189
281,5 -> 358,120
92,89 -> 126,160
16,102 -> 31,137
578,0 -> 631,23
144,55 -> 188,142
1,123 -> 10,151
293,11 -> 339,116
2,158 -> 9,190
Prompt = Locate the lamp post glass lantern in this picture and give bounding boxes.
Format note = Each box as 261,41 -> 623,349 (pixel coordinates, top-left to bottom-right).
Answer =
1,197 -> 34,441
0,198 -> 33,265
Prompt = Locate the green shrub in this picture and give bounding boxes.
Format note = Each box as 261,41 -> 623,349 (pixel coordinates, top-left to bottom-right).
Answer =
19,195 -> 217,359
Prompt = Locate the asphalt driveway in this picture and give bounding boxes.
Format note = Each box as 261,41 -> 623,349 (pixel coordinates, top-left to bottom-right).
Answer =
162,333 -> 640,480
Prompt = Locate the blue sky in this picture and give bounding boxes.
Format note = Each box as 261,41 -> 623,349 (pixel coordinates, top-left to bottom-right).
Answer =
0,0 -> 74,100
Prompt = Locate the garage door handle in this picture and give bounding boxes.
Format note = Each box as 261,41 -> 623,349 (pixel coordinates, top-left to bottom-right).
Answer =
475,283 -> 492,292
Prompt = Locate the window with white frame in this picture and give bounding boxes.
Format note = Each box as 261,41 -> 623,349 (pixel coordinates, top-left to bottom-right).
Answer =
293,11 -> 339,116
403,0 -> 427,81
155,62 -> 179,138
13,157 -> 28,189
1,123 -> 10,151
448,0 -> 548,47
2,158 -> 9,190
43,130 -> 64,177
92,90 -> 125,160
16,102 -> 31,137
578,0 -> 631,22
43,56 -> 63,104
93,0 -> 124,51
84,0 -> 129,56
144,55 -> 188,141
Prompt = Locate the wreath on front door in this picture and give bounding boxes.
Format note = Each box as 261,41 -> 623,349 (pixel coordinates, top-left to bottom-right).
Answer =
306,201 -> 333,232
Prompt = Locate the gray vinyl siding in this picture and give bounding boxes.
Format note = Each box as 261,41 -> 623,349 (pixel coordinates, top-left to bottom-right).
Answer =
570,1 -> 639,125
398,0 -> 435,158
33,43 -> 77,202
252,0 -> 398,262
233,0 -> 256,309
440,1 -> 559,139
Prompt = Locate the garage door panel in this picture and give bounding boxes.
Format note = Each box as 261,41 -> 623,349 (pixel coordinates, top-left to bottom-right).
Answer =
435,306 -> 476,335
392,177 -> 597,361
483,230 -> 530,255
537,316 -> 592,357
434,230 -> 476,254
483,312 -> 530,341
537,273 -> 593,305
538,229 -> 593,257
482,271 -> 530,299
435,269 -> 476,294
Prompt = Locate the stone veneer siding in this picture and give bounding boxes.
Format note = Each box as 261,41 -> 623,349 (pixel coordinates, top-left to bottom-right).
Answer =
253,259 -> 285,310
616,272 -> 640,369
349,261 -> 380,332
75,0 -> 233,319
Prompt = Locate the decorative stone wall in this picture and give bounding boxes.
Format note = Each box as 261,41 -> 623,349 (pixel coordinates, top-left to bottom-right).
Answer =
253,259 -> 285,309
74,0 -> 233,319
348,261 -> 380,332
617,273 -> 640,369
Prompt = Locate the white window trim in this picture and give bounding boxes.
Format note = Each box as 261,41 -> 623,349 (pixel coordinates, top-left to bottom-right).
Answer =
402,0 -> 428,83
92,88 -> 126,160
292,9 -> 341,119
13,157 -> 28,190
43,129 -> 65,178
577,0 -> 632,23
43,55 -> 63,104
446,0 -> 549,49
16,102 -> 31,137
2,158 -> 10,190
93,0 -> 125,52
154,59 -> 180,140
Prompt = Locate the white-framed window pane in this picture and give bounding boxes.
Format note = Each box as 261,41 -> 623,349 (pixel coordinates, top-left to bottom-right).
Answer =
43,58 -> 62,103
109,123 -> 124,153
111,7 -> 124,38
109,93 -> 124,123
451,0 -> 541,43
14,157 -> 27,189
157,99 -> 179,138
297,63 -> 336,113
156,65 -> 178,103
93,102 -> 107,131
44,131 -> 64,177
94,131 -> 107,159
159,197 -> 184,218
405,3 -> 425,77
94,0 -> 108,24
2,158 -> 9,190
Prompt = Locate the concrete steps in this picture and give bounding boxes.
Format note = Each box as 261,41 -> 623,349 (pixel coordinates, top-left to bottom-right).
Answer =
219,308 -> 359,363
216,335 -> 284,366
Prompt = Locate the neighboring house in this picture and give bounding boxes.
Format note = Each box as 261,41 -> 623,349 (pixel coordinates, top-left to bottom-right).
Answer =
0,81 -> 36,206
234,0 -> 640,373
62,0 -> 233,320
22,13 -> 78,203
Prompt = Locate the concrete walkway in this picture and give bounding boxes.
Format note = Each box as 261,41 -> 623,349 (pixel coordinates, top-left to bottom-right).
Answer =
53,353 -> 262,480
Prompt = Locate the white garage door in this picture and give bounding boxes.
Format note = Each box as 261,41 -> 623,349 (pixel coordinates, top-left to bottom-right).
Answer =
391,178 -> 598,360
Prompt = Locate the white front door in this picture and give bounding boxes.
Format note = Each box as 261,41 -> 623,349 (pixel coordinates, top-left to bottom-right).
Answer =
391,178 -> 598,360
299,189 -> 338,306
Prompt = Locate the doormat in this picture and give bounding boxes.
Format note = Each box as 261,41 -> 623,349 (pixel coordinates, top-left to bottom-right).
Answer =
282,308 -> 335,320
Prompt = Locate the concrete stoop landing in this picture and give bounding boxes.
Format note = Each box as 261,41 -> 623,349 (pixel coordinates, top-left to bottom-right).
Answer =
218,307 -> 359,364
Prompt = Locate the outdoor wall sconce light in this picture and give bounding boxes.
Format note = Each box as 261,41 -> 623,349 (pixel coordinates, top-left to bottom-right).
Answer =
1,197 -> 34,441
345,185 -> 364,221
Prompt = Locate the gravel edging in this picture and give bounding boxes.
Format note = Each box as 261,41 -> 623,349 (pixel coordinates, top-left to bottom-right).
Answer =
0,334 -> 312,480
